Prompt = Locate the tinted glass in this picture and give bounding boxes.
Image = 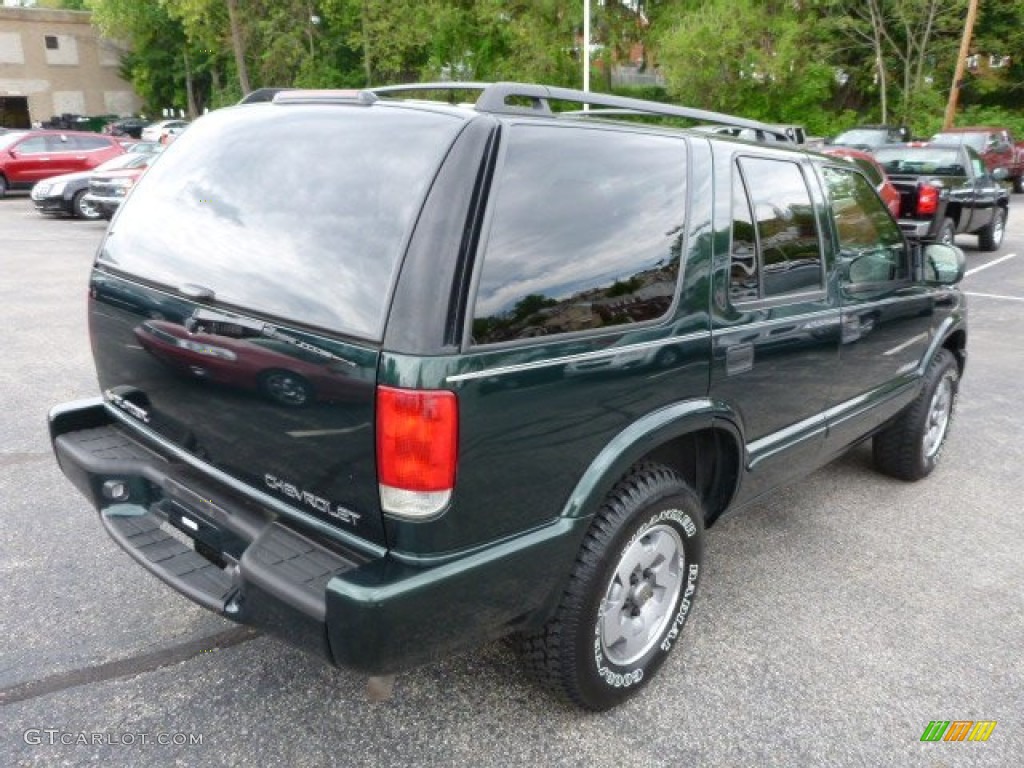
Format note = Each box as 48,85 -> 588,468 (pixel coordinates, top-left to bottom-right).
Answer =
851,157 -> 884,186
833,129 -> 887,147
471,126 -> 686,344
733,157 -> 823,299
822,166 -> 906,283
98,104 -> 464,339
729,167 -> 758,301
15,136 -> 49,154
74,135 -> 111,151
874,147 -> 964,175
931,132 -> 985,151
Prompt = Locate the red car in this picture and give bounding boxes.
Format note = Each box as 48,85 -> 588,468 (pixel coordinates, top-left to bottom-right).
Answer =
133,320 -> 367,406
822,147 -> 901,219
0,129 -> 125,197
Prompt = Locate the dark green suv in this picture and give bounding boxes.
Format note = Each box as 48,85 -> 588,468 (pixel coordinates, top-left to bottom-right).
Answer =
49,83 -> 968,711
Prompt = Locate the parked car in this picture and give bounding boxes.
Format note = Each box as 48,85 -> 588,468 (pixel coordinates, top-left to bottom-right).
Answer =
822,147 -> 901,218
928,126 -> 1024,193
141,119 -> 188,142
82,158 -> 152,219
874,142 -> 1009,250
829,124 -> 910,150
159,123 -> 188,145
103,117 -> 150,139
0,129 -> 125,197
121,141 -> 163,155
50,83 -> 968,711
31,152 -> 156,220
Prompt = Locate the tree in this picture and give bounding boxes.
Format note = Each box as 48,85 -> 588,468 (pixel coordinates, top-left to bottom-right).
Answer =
651,1 -> 836,131
819,0 -> 964,128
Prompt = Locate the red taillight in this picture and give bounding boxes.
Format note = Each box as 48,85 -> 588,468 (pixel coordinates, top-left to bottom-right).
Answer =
376,386 -> 458,518
917,184 -> 940,216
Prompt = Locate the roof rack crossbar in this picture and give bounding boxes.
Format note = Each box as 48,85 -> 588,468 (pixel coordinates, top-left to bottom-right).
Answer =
368,81 -> 790,139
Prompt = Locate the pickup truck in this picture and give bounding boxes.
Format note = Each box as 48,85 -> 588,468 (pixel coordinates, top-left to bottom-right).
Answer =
930,126 -> 1024,193
874,142 -> 1009,251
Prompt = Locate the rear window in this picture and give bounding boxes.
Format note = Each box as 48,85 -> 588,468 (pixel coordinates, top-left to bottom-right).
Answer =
931,132 -> 985,151
98,104 -> 465,339
874,147 -> 964,176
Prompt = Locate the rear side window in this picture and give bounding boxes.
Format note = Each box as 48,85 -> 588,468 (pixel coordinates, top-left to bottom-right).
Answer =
729,157 -> 823,303
73,135 -> 112,151
471,126 -> 686,345
98,105 -> 465,339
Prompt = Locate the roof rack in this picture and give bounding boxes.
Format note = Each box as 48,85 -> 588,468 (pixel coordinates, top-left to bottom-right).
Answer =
368,81 -> 793,142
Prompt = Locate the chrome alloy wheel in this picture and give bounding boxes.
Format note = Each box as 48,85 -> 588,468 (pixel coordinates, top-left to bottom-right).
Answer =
599,523 -> 685,666
923,373 -> 954,458
991,211 -> 1005,246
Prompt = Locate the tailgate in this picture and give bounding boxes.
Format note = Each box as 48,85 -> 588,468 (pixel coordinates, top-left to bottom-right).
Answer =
89,271 -> 385,545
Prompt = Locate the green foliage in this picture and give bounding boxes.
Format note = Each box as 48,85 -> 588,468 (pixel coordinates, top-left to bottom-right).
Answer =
955,106 -> 1024,137
82,0 -> 1024,134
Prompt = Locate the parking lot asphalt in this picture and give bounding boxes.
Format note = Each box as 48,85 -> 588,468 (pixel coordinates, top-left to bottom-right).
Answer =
1,194 -> 1021,767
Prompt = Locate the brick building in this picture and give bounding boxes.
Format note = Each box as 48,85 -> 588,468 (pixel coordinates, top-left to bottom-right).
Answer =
0,4 -> 140,128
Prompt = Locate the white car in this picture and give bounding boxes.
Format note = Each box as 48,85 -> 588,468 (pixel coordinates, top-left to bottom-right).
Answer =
141,119 -> 188,143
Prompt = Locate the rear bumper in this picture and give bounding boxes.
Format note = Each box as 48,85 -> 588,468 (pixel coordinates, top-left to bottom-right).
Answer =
49,399 -> 585,675
896,218 -> 935,239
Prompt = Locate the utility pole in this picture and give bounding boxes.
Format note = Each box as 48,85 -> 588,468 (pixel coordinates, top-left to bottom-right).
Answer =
943,0 -> 980,129
583,0 -> 591,111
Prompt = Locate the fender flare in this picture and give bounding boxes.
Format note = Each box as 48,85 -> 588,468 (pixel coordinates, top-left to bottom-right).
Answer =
559,398 -> 744,521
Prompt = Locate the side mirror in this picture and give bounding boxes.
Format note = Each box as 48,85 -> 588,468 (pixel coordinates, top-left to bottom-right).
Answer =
923,243 -> 965,285
992,167 -> 1009,181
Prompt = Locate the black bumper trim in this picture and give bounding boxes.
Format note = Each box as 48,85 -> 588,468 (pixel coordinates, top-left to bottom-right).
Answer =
102,507 -> 238,613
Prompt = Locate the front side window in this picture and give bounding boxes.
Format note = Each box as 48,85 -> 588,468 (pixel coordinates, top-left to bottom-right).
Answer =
822,165 -> 906,285
729,157 -> 823,302
471,126 -> 686,345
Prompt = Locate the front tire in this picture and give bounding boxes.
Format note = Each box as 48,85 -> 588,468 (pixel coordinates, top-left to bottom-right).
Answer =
873,349 -> 959,481
977,207 -> 1005,252
72,190 -> 101,220
0,175 -> 7,199
514,462 -> 704,710
1012,175 -> 1023,194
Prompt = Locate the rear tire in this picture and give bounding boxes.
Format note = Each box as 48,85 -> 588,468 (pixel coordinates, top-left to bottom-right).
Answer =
977,207 -> 1005,252
935,218 -> 955,246
1012,175 -> 1023,194
873,349 -> 959,481
513,462 -> 704,711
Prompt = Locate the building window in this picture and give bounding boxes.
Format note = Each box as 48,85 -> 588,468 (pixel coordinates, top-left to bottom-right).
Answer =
44,35 -> 59,50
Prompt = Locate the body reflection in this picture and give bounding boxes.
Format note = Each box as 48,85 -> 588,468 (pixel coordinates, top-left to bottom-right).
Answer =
134,318 -> 367,407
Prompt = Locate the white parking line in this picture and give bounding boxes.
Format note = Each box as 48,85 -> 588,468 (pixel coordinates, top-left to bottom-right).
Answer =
965,252 -> 1017,277
964,292 -> 1024,303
